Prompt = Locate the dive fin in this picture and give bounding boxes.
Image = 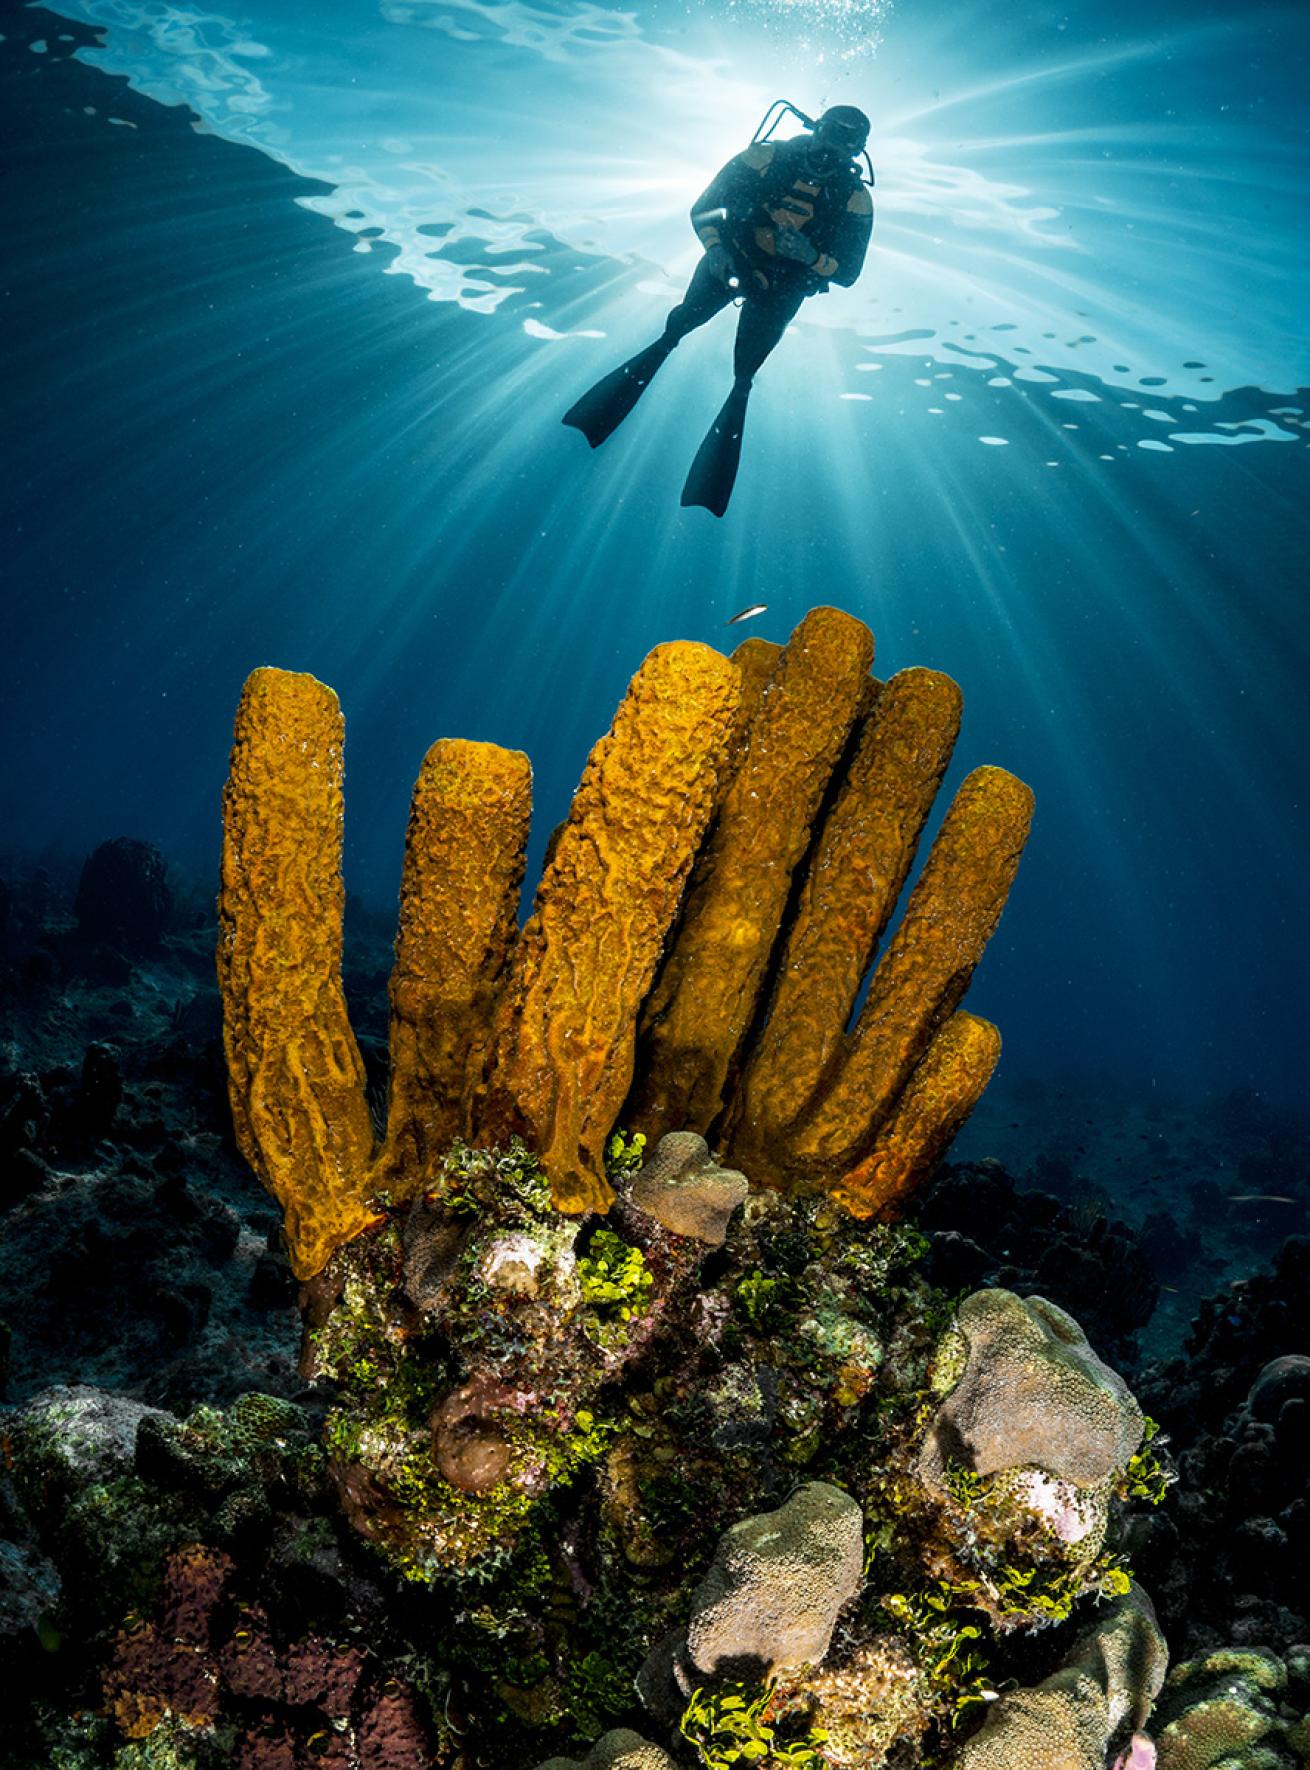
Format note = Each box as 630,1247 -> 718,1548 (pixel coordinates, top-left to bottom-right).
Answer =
680,382 -> 751,518
562,340 -> 672,448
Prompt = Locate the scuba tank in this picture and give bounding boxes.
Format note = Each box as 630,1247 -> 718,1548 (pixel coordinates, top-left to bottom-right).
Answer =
752,98 -> 875,189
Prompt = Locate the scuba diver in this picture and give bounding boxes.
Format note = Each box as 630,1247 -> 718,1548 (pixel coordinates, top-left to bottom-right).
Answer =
563,102 -> 874,517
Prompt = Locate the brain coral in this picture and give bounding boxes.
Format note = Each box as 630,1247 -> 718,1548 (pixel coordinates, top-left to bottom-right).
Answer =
535,1731 -> 679,1770
683,1480 -> 865,1683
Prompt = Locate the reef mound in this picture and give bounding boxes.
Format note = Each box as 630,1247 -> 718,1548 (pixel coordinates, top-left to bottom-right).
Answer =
4,608 -> 1308,1769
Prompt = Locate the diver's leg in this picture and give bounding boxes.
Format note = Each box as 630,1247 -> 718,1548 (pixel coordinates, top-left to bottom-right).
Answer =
681,291 -> 806,516
661,254 -> 737,344
730,287 -> 806,385
564,257 -> 737,447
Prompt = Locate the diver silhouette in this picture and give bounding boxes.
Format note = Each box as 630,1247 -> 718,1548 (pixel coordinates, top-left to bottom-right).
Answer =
563,103 -> 874,517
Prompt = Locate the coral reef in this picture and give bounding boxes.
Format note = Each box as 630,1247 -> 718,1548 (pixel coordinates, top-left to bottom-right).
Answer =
1137,1238 -> 1310,1654
2,1214 -> 1170,1770
8,652 -> 1310,1770
204,609 -> 1172,1767
13,608 -> 1260,1770
215,607 -> 1031,1276
287,1109 -> 1164,1763
74,838 -> 174,956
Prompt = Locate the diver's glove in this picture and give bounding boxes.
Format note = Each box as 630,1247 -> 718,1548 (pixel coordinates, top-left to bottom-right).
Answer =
773,229 -> 819,266
704,244 -> 739,286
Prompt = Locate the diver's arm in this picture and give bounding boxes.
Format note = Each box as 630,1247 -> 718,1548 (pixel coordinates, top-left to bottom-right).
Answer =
689,143 -> 776,251
812,183 -> 874,287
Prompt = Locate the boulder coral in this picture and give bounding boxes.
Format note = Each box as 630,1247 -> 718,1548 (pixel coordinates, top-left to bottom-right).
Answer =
536,1732 -> 680,1770
627,1131 -> 749,1246
950,1583 -> 1167,1769
890,1290 -> 1152,1632
1152,1647 -> 1310,1770
680,1481 -> 865,1685
217,608 -> 1031,1277
918,1290 -> 1146,1491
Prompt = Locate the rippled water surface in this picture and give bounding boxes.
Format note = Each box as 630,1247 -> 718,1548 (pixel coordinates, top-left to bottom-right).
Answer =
46,0 -> 1310,422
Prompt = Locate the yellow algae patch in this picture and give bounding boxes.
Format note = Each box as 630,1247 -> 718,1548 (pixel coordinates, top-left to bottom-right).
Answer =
831,1012 -> 1001,1218
485,641 -> 741,1214
217,667 -> 378,1280
629,606 -> 875,1137
371,738 -> 532,1204
727,666 -> 962,1178
791,765 -> 1033,1177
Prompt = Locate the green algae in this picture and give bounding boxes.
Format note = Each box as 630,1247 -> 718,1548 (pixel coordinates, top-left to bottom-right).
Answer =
577,1229 -> 654,1316
1115,1415 -> 1174,1508
679,1681 -> 832,1770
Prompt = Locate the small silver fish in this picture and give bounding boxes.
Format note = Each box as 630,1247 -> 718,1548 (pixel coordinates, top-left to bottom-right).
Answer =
1228,1193 -> 1299,1205
726,603 -> 768,626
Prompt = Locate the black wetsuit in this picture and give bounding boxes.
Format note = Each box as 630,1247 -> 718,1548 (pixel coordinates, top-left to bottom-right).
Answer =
664,135 -> 875,384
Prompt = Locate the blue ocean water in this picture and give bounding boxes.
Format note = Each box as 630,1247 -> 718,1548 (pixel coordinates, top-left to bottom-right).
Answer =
2,0 -> 1307,1119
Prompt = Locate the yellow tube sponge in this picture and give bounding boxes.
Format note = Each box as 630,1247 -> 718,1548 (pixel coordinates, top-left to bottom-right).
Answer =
216,608 -> 1032,1266
371,738 -> 532,1203
728,636 -> 782,749
629,606 -> 875,1135
727,666 -> 962,1174
830,1012 -> 1002,1218
217,667 -> 379,1279
788,765 -> 1033,1176
484,640 -> 741,1214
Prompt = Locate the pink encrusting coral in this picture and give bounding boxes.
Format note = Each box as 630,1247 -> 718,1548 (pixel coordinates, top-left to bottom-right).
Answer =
1014,1468 -> 1099,1544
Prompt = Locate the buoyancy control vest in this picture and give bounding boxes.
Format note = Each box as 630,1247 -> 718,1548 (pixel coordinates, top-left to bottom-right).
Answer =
723,138 -> 870,292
